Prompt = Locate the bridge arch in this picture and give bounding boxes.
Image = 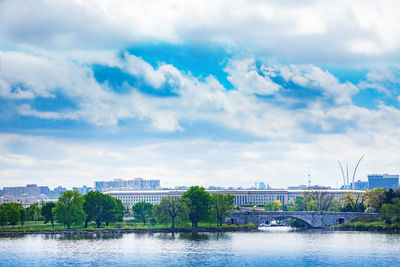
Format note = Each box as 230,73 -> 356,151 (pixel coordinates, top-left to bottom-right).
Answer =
229,211 -> 381,228
259,214 -> 313,228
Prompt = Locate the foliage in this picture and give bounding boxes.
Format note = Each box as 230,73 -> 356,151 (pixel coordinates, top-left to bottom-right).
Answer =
383,189 -> 400,204
292,197 -> 307,211
19,208 -> 25,227
0,208 -> 6,229
381,198 -> 400,217
340,192 -> 366,212
132,202 -> 153,225
84,191 -> 110,228
211,194 -> 234,227
290,218 -> 308,228
26,203 -> 41,222
41,202 -> 56,228
54,190 -> 85,229
302,189 -> 339,211
364,188 -> 386,212
182,186 -> 211,228
243,222 -> 256,229
153,197 -> 188,229
1,203 -> 22,227
264,200 -> 281,211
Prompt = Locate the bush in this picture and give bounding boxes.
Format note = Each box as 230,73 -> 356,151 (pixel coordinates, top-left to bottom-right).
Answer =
243,222 -> 256,229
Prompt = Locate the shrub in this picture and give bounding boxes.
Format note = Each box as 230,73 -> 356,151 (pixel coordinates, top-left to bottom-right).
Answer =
244,222 -> 256,229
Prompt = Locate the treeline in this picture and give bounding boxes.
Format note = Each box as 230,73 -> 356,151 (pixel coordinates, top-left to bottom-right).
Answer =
261,188 -> 400,218
133,186 -> 234,228
0,186 -> 235,230
0,190 -> 125,229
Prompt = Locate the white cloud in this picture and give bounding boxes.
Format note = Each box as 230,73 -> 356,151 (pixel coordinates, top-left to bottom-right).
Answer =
1,0 -> 400,64
1,131 -> 400,189
266,64 -> 359,104
225,58 -> 280,95
1,49 -> 398,141
1,48 -> 400,190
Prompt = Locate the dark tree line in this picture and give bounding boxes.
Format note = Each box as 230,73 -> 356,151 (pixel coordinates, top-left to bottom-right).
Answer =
139,186 -> 235,229
0,190 -> 125,229
1,187 -> 237,230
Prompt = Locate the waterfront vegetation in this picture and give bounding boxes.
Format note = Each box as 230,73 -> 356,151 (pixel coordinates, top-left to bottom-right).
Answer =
1,186 -> 400,232
0,186 -> 242,232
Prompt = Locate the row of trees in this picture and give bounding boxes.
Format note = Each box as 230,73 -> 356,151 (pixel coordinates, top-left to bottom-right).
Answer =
262,188 -> 399,214
0,190 -> 125,229
132,186 -> 235,228
1,186 -> 235,230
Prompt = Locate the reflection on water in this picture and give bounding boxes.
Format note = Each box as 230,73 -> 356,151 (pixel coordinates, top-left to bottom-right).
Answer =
50,233 -> 124,241
0,230 -> 400,266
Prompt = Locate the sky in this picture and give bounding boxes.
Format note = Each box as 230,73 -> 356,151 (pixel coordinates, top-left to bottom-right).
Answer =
1,0 -> 400,189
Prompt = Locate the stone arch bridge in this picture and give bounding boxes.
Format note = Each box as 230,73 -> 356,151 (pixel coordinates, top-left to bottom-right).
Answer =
229,211 -> 380,228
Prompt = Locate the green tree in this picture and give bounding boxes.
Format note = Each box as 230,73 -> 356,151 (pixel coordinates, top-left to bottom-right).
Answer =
211,194 -> 234,227
306,200 -> 318,211
182,186 -> 211,228
292,197 -> 307,211
381,198 -> 400,217
383,189 -> 397,204
153,198 -> 188,229
302,189 -> 337,211
0,208 -> 7,229
365,188 -> 386,212
264,200 -> 282,211
19,207 -> 25,227
83,192 -> 125,228
3,203 -> 22,227
340,192 -> 366,212
54,190 -> 85,229
83,191 -> 105,228
41,202 -> 56,228
132,202 -> 153,225
26,203 -> 41,222
103,194 -> 125,226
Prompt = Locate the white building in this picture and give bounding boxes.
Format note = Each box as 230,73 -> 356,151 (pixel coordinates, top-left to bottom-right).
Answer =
106,189 -> 365,209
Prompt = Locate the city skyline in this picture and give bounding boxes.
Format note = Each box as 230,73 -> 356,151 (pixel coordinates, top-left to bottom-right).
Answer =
1,1 -> 400,188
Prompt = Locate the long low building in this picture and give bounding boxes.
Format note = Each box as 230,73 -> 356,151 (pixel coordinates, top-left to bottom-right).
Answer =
106,189 -> 365,209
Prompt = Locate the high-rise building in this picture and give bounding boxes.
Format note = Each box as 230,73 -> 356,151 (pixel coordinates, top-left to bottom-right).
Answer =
351,180 -> 368,190
51,186 -> 67,196
368,174 -> 399,190
95,178 -> 160,192
72,185 -> 93,194
2,184 -> 50,197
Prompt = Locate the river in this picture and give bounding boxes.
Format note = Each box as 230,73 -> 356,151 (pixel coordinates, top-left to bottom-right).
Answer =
1,228 -> 399,266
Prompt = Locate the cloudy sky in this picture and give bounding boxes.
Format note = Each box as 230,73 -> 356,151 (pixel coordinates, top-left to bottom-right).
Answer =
1,0 -> 400,189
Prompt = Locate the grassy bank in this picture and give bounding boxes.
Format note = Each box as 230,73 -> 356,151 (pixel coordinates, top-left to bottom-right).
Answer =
0,220 -> 256,234
340,216 -> 400,231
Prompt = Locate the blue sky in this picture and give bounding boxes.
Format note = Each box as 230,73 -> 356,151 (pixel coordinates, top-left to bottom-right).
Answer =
1,0 -> 400,188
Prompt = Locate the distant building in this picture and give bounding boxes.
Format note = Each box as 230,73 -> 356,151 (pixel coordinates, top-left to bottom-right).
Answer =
107,189 -> 365,209
51,186 -> 67,196
287,185 -> 307,190
258,182 -> 266,190
2,184 -> 50,197
73,185 -> 93,195
0,195 -> 47,207
368,174 -> 399,190
351,180 -> 368,190
95,178 -> 160,192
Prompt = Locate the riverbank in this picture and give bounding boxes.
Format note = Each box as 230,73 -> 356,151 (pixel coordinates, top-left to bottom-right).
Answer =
0,225 -> 258,236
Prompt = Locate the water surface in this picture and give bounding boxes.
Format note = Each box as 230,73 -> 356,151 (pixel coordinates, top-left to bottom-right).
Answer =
0,228 -> 399,266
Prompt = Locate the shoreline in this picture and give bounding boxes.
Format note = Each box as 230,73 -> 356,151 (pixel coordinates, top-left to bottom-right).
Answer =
0,226 -> 258,236
2,226 -> 400,236
327,225 -> 400,233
